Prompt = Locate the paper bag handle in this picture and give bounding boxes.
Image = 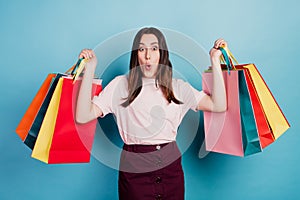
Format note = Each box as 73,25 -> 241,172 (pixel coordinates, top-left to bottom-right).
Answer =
68,58 -> 88,83
219,46 -> 239,73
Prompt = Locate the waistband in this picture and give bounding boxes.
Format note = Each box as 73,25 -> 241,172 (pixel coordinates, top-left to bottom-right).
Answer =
122,141 -> 176,153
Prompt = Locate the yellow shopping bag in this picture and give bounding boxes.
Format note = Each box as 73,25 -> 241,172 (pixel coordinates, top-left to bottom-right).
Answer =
31,78 -> 63,163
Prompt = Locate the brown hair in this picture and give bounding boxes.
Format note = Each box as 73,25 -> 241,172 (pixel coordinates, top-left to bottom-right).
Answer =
122,27 -> 182,107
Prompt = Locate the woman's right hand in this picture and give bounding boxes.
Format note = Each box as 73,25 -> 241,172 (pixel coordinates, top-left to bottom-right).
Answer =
209,38 -> 227,63
78,49 -> 98,71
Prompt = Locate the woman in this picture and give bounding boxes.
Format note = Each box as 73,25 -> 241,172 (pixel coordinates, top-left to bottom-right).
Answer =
76,27 -> 226,200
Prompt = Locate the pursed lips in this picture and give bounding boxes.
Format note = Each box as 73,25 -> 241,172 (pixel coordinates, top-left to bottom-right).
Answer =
145,64 -> 152,70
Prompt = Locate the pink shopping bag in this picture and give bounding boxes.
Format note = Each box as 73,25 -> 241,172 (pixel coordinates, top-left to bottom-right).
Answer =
203,70 -> 244,156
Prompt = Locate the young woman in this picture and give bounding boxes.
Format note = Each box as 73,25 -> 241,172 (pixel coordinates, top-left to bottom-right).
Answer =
76,27 -> 227,200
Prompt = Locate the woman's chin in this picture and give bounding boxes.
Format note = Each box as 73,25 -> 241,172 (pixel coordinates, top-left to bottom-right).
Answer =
141,70 -> 156,78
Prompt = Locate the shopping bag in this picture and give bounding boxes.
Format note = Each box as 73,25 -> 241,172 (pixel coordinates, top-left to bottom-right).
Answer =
238,70 -> 262,155
221,47 -> 290,141
203,70 -> 244,156
24,74 -> 64,149
31,59 -> 102,163
15,73 -> 56,141
47,76 -> 102,163
203,69 -> 262,156
31,78 -> 63,163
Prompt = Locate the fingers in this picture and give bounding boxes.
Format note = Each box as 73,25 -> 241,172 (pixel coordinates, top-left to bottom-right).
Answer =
79,49 -> 96,59
213,38 -> 227,49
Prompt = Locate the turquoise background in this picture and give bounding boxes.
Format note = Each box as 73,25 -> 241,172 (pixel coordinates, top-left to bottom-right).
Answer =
1,0 -> 299,199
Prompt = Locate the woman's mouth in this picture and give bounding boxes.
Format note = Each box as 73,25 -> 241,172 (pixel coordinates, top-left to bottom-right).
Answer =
145,64 -> 151,71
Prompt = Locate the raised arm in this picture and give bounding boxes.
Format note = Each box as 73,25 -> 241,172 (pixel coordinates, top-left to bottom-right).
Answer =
197,39 -> 227,112
75,49 -> 103,124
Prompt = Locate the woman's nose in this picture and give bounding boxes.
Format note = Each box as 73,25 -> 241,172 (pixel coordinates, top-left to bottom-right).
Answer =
146,49 -> 150,60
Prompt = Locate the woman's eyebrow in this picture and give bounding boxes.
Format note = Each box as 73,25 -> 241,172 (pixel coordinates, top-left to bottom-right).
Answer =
139,42 -> 159,45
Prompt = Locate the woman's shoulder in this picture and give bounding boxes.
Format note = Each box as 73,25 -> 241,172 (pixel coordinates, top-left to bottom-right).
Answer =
102,75 -> 128,92
111,74 -> 127,81
172,78 -> 189,87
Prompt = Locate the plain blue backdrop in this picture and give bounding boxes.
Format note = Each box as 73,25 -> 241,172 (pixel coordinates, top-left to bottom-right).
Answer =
1,0 -> 299,199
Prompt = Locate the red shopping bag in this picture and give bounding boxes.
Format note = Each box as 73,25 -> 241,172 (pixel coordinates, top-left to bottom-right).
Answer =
47,76 -> 102,163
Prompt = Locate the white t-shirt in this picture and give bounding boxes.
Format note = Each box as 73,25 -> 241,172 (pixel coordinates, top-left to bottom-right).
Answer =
92,75 -> 205,145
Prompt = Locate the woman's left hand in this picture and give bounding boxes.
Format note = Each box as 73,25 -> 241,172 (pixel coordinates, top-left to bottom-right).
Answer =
209,38 -> 227,62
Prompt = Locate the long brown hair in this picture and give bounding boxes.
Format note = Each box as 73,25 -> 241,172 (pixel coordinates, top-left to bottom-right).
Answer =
122,27 -> 182,107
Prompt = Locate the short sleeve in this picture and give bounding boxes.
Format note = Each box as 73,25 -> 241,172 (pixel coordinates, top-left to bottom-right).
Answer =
173,79 -> 206,112
92,75 -> 128,117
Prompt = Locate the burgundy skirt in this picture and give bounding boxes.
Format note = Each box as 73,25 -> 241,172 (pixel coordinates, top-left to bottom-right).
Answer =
118,142 -> 184,200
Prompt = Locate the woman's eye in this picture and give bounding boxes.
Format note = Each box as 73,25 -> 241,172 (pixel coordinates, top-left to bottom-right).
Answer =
152,46 -> 158,51
138,47 -> 145,52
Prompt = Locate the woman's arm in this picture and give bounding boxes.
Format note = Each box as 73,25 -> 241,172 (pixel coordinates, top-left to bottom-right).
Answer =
197,39 -> 227,112
75,49 -> 103,124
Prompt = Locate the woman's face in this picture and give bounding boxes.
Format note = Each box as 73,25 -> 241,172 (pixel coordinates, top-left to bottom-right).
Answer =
137,34 -> 160,78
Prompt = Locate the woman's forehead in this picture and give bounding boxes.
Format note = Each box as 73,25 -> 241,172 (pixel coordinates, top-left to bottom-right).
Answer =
139,34 -> 159,45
